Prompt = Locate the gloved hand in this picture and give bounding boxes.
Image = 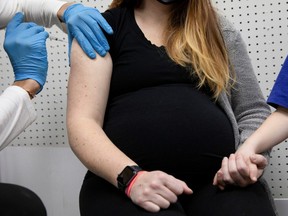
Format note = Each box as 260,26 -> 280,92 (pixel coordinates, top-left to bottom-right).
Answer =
4,12 -> 49,93
62,3 -> 113,59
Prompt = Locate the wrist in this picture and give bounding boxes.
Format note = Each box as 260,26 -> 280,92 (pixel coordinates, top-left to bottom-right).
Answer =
117,165 -> 143,193
12,79 -> 40,99
57,2 -> 76,22
125,171 -> 146,197
237,141 -> 258,157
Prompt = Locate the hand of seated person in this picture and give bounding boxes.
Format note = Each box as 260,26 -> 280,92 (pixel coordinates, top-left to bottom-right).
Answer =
213,148 -> 268,190
129,170 -> 193,213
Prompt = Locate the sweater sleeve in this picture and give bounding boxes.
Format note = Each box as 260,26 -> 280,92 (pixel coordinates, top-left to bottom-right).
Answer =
0,86 -> 37,151
219,15 -> 271,150
0,0 -> 66,29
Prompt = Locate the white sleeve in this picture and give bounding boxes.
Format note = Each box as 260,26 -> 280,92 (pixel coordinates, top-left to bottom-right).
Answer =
0,86 -> 37,151
0,0 -> 67,29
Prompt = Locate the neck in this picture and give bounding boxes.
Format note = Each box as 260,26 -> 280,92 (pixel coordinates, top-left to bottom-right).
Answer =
134,0 -> 173,47
135,0 -> 171,25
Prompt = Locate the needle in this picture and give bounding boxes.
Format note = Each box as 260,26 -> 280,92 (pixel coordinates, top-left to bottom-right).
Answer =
49,35 -> 67,43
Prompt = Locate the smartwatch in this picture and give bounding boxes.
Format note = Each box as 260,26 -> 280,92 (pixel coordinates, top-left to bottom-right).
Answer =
117,165 -> 142,192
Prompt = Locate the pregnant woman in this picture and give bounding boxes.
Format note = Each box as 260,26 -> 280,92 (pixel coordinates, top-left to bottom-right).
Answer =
66,0 -> 276,215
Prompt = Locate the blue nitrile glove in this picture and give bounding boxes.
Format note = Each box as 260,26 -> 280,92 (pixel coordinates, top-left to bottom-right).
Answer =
62,3 -> 113,59
4,12 -> 49,93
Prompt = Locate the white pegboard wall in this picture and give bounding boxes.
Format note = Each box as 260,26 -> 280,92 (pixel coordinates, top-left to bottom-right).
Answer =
0,0 -> 111,147
212,0 -> 288,199
0,0 -> 288,198
214,0 -> 288,99
0,28 -> 69,147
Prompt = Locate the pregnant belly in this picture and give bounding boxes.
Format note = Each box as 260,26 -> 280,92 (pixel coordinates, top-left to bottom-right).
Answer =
103,84 -> 235,182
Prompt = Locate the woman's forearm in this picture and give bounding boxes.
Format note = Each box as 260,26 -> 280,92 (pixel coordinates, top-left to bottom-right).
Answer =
67,117 -> 137,187
241,107 -> 288,154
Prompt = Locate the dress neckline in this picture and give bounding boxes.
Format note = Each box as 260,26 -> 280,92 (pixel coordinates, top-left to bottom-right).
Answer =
129,8 -> 166,50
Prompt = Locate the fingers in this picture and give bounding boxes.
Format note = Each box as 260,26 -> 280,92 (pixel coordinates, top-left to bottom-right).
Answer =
71,28 -> 95,57
220,157 -> 235,185
68,23 -> 104,59
37,31 -> 49,41
64,5 -> 112,59
213,154 -> 254,190
181,181 -> 193,195
141,201 -> 161,213
130,171 -> 192,212
89,10 -> 113,35
250,154 -> 268,181
250,154 -> 268,169
213,170 -> 226,190
134,187 -> 172,212
248,162 -> 258,182
7,19 -> 38,37
163,175 -> 193,196
234,154 -> 250,177
20,25 -> 46,39
4,21 -> 47,55
143,187 -> 175,210
229,154 -> 252,186
6,12 -> 24,33
212,170 -> 218,185
84,19 -> 110,52
78,21 -> 108,56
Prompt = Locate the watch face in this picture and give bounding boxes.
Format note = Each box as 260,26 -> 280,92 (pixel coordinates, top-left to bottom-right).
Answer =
122,167 -> 137,185
117,166 -> 142,191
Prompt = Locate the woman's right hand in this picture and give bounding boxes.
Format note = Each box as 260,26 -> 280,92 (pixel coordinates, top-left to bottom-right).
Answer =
213,151 -> 268,190
129,171 -> 193,212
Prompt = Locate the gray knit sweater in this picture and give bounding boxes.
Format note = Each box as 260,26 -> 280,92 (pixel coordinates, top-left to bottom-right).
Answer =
218,14 -> 277,214
218,15 -> 271,153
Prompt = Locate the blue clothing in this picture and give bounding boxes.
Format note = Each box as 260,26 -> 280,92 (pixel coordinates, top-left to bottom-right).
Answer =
267,56 -> 288,108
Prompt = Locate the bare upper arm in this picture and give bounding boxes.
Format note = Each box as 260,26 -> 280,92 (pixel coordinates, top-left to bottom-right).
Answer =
67,40 -> 113,126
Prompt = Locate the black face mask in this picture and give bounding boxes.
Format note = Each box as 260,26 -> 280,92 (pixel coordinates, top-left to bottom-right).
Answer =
157,0 -> 181,4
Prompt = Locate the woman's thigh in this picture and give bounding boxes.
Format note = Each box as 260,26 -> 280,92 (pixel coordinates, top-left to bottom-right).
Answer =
181,182 -> 276,216
80,172 -> 187,216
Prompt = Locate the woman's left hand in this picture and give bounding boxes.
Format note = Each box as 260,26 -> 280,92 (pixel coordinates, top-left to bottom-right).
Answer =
129,170 -> 193,212
213,150 -> 268,190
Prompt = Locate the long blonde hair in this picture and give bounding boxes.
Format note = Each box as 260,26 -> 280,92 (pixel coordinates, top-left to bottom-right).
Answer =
109,0 -> 234,99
